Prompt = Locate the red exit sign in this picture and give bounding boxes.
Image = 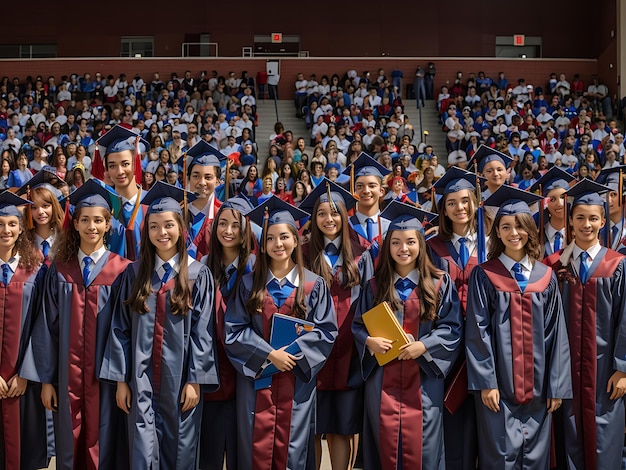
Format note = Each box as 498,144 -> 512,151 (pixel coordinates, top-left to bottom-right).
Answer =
514,34 -> 525,46
271,33 -> 283,43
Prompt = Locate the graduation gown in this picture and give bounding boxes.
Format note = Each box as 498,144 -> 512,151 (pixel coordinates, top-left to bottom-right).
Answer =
224,269 -> 338,470
26,252 -> 131,470
466,259 -> 572,470
0,263 -> 48,470
352,274 -> 463,470
108,201 -> 145,261
199,257 -> 254,470
303,231 -> 375,435
427,236 -> 479,470
187,196 -> 221,260
100,259 -> 219,470
544,248 -> 626,470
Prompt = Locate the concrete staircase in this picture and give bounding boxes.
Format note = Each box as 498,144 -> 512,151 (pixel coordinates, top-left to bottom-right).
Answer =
254,98 -> 448,168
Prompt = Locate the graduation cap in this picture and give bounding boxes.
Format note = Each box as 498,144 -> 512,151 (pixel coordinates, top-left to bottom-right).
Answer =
564,178 -> 611,208
221,194 -> 255,215
595,165 -> 626,192
342,152 -> 391,180
67,178 -> 120,212
141,180 -> 197,216
15,167 -> 63,199
247,195 -> 309,232
92,124 -> 150,183
0,190 -> 31,218
527,166 -> 576,196
433,167 -> 484,195
469,144 -> 514,173
380,200 -> 438,233
177,139 -> 224,169
145,160 -> 160,175
299,178 -> 357,214
484,185 -> 543,217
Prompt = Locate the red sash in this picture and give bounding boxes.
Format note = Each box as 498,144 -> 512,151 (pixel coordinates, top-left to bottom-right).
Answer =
0,268 -> 28,469
481,259 -> 551,404
252,280 -> 315,470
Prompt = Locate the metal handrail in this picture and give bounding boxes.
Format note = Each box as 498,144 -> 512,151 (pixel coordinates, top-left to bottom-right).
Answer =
181,42 -> 219,57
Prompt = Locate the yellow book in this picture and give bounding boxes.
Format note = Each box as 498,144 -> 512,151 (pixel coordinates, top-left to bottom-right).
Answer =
361,301 -> 411,366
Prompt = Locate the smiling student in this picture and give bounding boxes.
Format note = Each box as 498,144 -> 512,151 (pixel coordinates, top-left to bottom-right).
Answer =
225,196 -> 337,469
300,180 -> 374,470
352,200 -> 463,469
466,186 -> 572,470
30,179 -> 131,469
544,178 -> 626,469
470,145 -> 514,200
100,181 -> 218,469
93,125 -> 151,261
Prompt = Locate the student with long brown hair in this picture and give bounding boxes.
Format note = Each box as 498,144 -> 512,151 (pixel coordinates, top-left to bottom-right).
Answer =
199,196 -> 256,470
31,179 -> 131,469
352,200 -> 462,469
466,186 -> 572,469
100,182 -> 218,469
225,195 -> 337,469
300,180 -> 374,470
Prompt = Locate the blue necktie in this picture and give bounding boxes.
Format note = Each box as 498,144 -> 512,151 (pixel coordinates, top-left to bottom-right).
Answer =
82,256 -> 92,286
366,218 -> 374,242
612,225 -> 620,246
162,262 -> 173,284
458,237 -> 469,268
512,262 -> 527,292
267,278 -> 295,308
41,240 -> 50,258
553,231 -> 562,252
1,263 -> 10,287
579,251 -> 590,283
123,202 -> 134,224
325,243 -> 339,267
394,277 -> 417,302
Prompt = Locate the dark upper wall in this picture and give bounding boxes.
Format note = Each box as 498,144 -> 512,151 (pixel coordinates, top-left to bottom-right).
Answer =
0,1 -> 609,59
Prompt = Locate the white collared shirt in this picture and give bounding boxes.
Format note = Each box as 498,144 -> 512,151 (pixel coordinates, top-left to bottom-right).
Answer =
155,253 -> 181,281
323,236 -> 343,268
267,266 -> 299,288
571,242 -> 602,277
545,223 -> 564,246
78,246 -> 107,270
498,253 -> 533,278
451,232 -> 477,258
34,233 -> 54,251
0,254 -> 20,273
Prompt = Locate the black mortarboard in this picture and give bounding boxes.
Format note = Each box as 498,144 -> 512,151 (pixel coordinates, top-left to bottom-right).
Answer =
380,200 -> 438,233
299,178 -> 357,214
95,124 -> 150,155
484,185 -> 543,216
0,191 -> 30,217
469,144 -> 514,173
527,166 -> 576,196
141,180 -> 197,215
433,167 -> 484,195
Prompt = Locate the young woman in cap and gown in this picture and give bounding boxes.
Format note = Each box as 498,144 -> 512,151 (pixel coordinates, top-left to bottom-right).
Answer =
300,179 -> 374,470
93,124 -> 151,261
225,195 -> 337,470
0,192 -> 48,469
544,178 -> 626,470
466,186 -> 572,470
426,167 -> 482,470
526,167 -> 575,259
27,179 -> 132,469
470,145 -> 513,201
100,181 -> 219,469
352,200 -> 463,469
199,195 -> 256,470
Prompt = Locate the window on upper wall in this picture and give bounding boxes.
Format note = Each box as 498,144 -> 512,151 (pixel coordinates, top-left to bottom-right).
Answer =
0,44 -> 57,58
495,36 -> 542,58
121,37 -> 154,57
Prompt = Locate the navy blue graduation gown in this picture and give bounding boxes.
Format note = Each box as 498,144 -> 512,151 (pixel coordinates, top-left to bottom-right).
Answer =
100,259 -> 219,470
224,269 -> 337,470
26,252 -> 131,470
352,274 -> 463,470
466,259 -> 572,470
427,236 -> 479,470
544,248 -> 626,470
109,202 -> 145,261
1,263 -> 48,470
